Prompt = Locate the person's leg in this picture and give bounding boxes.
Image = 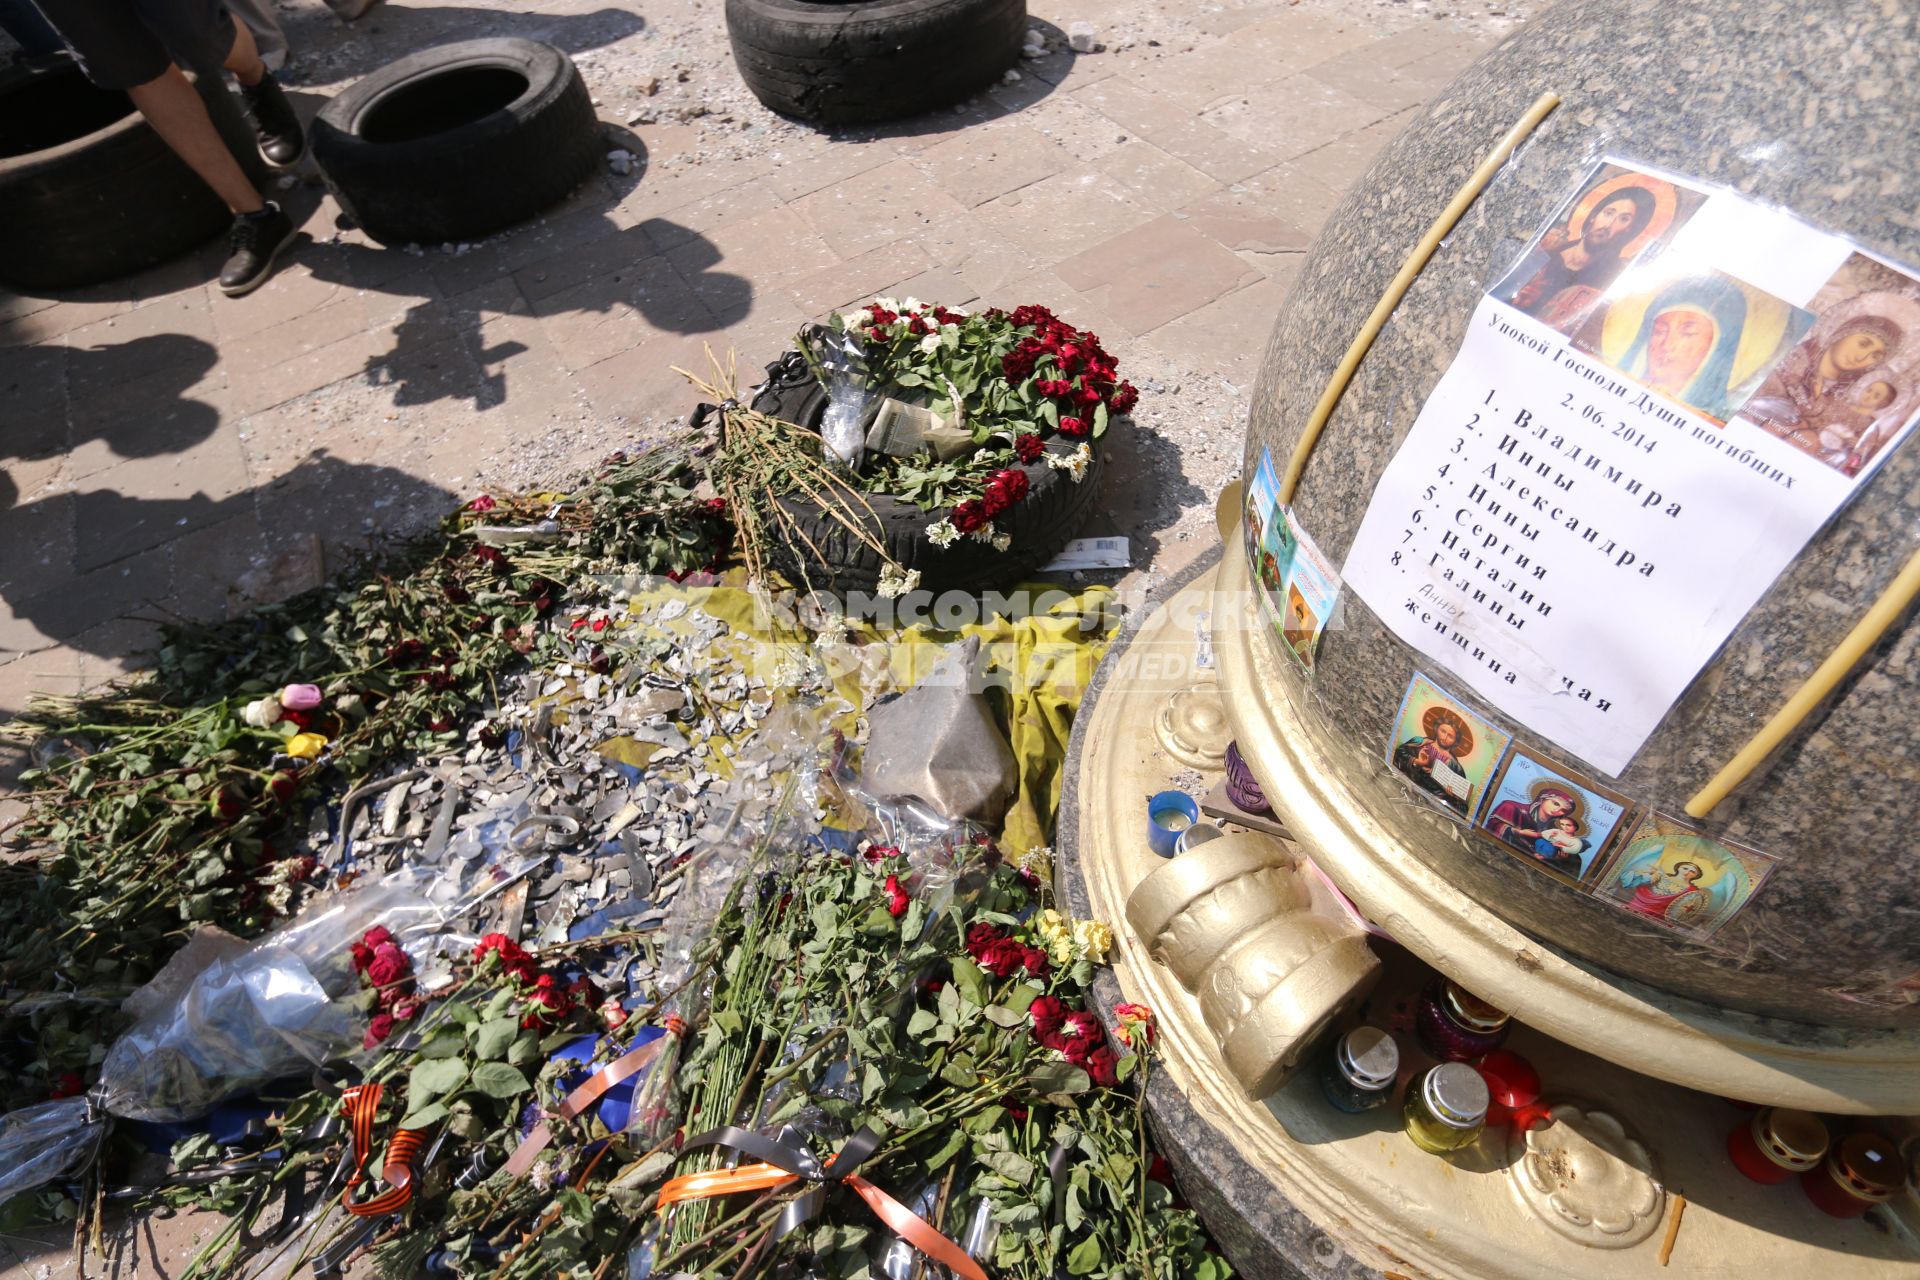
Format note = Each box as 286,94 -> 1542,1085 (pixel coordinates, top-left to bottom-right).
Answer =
125,62 -> 262,212
219,11 -> 303,165
221,0 -> 286,72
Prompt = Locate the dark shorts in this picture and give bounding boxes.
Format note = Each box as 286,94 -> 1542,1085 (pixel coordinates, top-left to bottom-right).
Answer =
28,0 -> 235,90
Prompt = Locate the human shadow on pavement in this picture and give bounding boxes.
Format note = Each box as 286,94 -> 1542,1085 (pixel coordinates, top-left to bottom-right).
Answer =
0,452 -> 459,666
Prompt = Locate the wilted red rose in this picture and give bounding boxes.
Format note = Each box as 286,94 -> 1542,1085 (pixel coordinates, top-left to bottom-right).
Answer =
1020,945 -> 1051,978
48,1072 -> 86,1100
521,973 -> 576,1030
469,494 -> 497,513
363,926 -> 395,950
366,943 -> 410,989
1015,433 -> 1045,463
966,922 -> 1006,959
986,468 -> 1029,508
473,932 -> 538,982
862,843 -> 902,863
884,873 -> 911,917
1088,1044 -> 1121,1086
951,499 -> 990,534
1029,995 -> 1067,1036
350,940 -> 375,973
1109,381 -> 1139,415
362,1013 -> 396,1049
1058,416 -> 1089,437
978,938 -> 1027,978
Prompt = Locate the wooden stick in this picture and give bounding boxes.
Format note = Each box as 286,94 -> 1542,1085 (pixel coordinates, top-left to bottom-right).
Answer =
1278,90 -> 1561,505
1657,1193 -> 1687,1266
1687,544 -> 1920,816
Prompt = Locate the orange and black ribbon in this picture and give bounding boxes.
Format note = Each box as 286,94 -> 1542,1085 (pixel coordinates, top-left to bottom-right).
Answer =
502,1019 -> 683,1179
656,1126 -> 988,1280
339,1083 -> 426,1217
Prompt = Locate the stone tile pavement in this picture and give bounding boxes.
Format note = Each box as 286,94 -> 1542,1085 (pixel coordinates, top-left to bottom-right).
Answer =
0,0 -> 1498,785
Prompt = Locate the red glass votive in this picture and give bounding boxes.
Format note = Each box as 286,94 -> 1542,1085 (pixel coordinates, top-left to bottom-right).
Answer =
1801,1132 -> 1901,1218
1726,1108 -> 1827,1185
1475,1050 -> 1544,1131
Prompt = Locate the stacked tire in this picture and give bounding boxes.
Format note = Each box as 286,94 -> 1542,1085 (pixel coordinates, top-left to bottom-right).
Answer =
310,38 -> 600,246
725,0 -> 1028,125
0,54 -> 263,292
747,355 -> 1103,594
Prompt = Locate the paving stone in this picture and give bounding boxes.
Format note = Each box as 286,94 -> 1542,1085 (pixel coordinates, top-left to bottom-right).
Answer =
223,327 -> 387,418
1201,72 -> 1389,162
1054,215 -> 1260,335
783,239 -> 938,318
1306,41 -> 1487,113
64,357 -> 230,482
532,252 -> 720,373
511,224 -> 659,305
976,168 -> 1159,265
762,136 -> 901,203
1,539 -> 172,652
0,290 -> 58,326
64,290 -> 217,399
73,426 -> 254,572
1147,117 -> 1279,183
167,511 -> 276,623
791,159 -> 973,259
0,333 -> 65,416
1070,76 -> 1195,140
663,206 -> 838,315
1147,9 -> 1380,110
574,332 -> 718,429
1096,138 -> 1222,211
72,613 -> 165,685
1027,96 -> 1137,163
1179,163 -> 1346,252
0,643 -> 84,719
633,181 -> 787,254
1145,274 -> 1296,379
917,123 -> 1071,208
0,494 -> 76,601
211,251 -> 354,341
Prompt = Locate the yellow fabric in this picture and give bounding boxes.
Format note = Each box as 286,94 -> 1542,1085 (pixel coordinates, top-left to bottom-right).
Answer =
607,578 -> 1117,855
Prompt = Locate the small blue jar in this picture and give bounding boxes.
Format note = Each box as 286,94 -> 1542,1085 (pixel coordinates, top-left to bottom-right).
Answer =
1318,1025 -> 1400,1114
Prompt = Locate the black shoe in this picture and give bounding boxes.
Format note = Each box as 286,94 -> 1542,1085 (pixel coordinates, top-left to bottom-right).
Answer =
220,203 -> 296,296
240,71 -> 304,167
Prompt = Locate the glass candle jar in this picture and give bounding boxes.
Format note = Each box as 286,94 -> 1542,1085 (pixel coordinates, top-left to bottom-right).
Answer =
1402,1062 -> 1489,1154
1415,979 -> 1512,1062
1802,1132 -> 1902,1218
1726,1108 -> 1828,1185
1318,1026 -> 1400,1114
1475,1049 -> 1543,1131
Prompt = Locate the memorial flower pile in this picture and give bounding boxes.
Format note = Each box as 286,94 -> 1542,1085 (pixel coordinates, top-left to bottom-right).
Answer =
833,299 -> 1133,551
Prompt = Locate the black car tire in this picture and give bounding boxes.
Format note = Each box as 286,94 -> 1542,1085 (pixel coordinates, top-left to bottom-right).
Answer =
725,0 -> 1027,125
0,54 -> 262,292
745,355 -> 1104,595
309,38 -> 600,247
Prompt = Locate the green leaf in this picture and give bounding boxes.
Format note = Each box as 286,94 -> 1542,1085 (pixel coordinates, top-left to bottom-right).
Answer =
950,956 -> 988,1006
416,1028 -> 466,1059
468,1061 -> 532,1099
399,1101 -> 449,1130
408,1058 -> 468,1102
1026,1062 -> 1091,1095
985,1004 -> 1030,1029
1092,402 -> 1109,439
474,1016 -> 520,1061
979,1148 -> 1036,1186
905,1008 -> 939,1039
1066,1235 -> 1103,1275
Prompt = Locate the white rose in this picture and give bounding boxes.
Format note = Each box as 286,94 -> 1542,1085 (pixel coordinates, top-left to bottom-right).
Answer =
919,332 -> 941,353
846,308 -> 873,329
875,296 -> 900,312
926,520 -> 961,548
992,532 -> 1012,552
242,696 -> 283,728
902,296 -> 923,313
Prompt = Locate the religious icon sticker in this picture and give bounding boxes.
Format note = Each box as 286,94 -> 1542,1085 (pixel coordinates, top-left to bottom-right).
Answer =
1341,155 -> 1920,776
1490,160 -> 1707,346
1472,748 -> 1634,888
1574,262 -> 1815,424
1732,250 -> 1920,479
1590,811 -> 1779,940
1385,672 -> 1512,819
1275,513 -> 1340,673
1245,448 -> 1281,567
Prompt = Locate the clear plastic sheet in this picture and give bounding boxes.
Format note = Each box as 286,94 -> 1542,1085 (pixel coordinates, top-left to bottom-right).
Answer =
806,324 -> 877,472
0,855 -> 536,1200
